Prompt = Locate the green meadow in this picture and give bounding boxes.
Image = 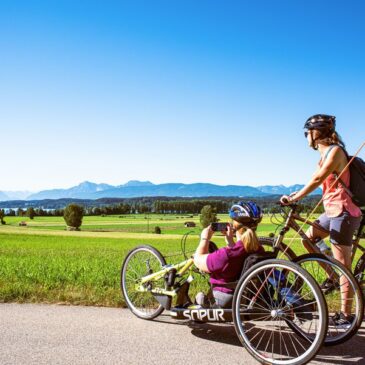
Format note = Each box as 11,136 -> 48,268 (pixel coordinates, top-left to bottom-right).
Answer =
0,213 -> 362,307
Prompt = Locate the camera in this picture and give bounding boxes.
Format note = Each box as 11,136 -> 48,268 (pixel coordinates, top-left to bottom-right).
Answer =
211,222 -> 228,232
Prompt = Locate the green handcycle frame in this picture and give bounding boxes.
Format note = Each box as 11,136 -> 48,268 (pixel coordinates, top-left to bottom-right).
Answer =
136,257 -> 195,298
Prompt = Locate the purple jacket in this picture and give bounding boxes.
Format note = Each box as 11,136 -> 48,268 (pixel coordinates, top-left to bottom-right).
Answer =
206,241 -> 264,293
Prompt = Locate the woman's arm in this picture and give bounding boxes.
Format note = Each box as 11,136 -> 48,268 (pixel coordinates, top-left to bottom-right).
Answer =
194,226 -> 213,273
290,147 -> 342,201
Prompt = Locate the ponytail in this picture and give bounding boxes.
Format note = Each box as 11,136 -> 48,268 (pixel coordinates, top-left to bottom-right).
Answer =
330,131 -> 346,149
240,227 -> 260,253
317,130 -> 346,150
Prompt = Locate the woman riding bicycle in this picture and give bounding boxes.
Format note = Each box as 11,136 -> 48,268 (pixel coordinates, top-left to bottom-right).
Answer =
193,201 -> 264,308
280,114 -> 362,324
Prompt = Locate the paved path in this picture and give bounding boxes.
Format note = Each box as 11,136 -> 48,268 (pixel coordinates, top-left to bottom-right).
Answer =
0,304 -> 364,365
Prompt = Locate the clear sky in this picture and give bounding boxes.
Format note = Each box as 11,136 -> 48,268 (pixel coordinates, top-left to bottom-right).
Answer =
1,0 -> 364,191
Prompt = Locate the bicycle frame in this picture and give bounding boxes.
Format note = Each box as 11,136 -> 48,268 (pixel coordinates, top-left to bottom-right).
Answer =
274,204 -> 365,263
273,205 -> 328,253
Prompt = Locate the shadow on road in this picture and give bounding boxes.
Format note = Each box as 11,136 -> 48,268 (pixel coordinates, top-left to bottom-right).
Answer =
157,314 -> 365,364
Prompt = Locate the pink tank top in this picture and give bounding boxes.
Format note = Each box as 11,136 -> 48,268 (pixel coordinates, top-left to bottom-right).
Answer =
319,156 -> 362,218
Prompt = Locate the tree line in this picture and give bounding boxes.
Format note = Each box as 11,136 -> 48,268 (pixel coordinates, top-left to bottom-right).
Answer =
0,195 -> 324,219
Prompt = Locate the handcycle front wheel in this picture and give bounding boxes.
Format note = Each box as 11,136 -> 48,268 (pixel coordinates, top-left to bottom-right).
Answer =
232,259 -> 328,365
121,245 -> 166,320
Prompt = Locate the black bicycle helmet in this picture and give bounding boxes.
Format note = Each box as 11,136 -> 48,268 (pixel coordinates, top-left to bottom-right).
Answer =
229,201 -> 263,226
304,114 -> 336,132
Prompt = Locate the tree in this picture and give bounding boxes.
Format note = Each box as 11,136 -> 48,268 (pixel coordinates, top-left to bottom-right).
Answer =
27,207 -> 36,220
17,208 -> 24,217
0,209 -> 6,225
200,205 -> 217,228
63,204 -> 84,230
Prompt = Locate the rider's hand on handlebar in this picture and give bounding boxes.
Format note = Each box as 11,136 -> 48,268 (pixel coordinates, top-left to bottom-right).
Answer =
280,193 -> 299,206
280,195 -> 292,205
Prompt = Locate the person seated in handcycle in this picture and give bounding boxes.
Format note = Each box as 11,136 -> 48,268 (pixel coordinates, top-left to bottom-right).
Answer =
177,201 -> 264,309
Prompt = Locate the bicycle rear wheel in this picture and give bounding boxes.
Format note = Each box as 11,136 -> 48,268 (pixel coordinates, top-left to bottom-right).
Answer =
293,253 -> 364,346
259,237 -> 296,261
233,259 -> 327,365
354,252 -> 365,301
121,245 -> 166,320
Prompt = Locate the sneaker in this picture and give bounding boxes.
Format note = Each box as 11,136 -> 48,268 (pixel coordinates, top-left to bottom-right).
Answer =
320,278 -> 339,294
173,300 -> 193,309
187,304 -> 203,310
331,312 -> 355,329
195,292 -> 208,307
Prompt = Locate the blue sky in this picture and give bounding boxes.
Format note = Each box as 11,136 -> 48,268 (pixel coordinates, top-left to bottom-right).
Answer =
1,1 -> 364,191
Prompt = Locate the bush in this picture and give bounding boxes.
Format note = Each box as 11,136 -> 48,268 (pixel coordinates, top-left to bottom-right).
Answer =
154,226 -> 161,234
27,207 -> 36,220
200,205 -> 217,228
0,209 -> 5,225
63,204 -> 84,230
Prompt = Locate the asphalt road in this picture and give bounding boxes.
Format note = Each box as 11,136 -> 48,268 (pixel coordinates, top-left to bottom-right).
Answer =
0,304 -> 364,365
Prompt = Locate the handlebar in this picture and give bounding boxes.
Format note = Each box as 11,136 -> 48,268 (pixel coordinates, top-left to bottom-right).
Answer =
276,200 -> 298,208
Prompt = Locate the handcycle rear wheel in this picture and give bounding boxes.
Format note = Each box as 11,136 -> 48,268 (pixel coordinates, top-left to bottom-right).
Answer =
121,245 -> 166,320
292,253 -> 364,346
232,259 -> 328,365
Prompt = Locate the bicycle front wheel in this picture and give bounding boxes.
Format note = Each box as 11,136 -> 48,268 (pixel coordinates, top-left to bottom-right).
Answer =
293,253 -> 364,346
121,245 -> 166,320
233,259 -> 327,365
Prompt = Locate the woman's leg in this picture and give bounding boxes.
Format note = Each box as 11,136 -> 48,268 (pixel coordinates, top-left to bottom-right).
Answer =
213,290 -> 233,308
329,212 -> 361,317
175,282 -> 191,307
331,244 -> 352,316
305,213 -> 330,253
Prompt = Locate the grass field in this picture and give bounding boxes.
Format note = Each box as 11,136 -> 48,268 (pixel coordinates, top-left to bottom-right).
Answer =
0,213 -> 363,307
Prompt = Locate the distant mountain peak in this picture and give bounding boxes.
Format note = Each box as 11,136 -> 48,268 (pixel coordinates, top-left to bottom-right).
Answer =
78,181 -> 96,187
123,180 -> 154,187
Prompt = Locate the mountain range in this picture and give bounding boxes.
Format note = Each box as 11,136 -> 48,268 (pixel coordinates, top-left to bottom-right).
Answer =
0,181 -> 321,201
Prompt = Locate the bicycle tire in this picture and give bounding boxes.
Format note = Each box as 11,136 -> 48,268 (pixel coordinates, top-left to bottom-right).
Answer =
259,236 -> 297,261
293,253 -> 364,346
232,259 -> 328,365
121,245 -> 166,320
354,252 -> 365,300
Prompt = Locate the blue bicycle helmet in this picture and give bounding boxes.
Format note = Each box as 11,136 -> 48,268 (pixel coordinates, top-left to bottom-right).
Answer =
229,201 -> 263,226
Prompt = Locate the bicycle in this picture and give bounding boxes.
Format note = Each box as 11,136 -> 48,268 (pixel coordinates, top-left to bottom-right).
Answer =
121,244 -> 328,365
258,202 -> 364,345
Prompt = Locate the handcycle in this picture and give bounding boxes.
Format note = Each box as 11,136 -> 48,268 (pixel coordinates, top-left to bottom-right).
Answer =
258,202 -> 364,345
121,242 -> 329,365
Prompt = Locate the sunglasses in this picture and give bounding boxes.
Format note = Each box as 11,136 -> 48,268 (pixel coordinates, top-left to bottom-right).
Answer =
304,131 -> 310,138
